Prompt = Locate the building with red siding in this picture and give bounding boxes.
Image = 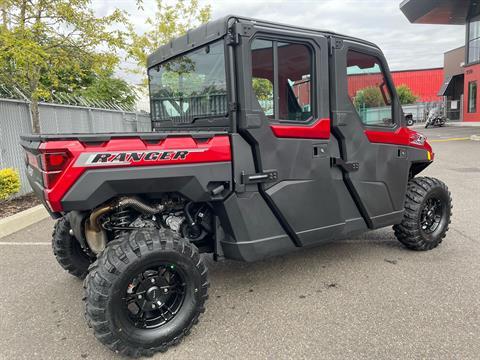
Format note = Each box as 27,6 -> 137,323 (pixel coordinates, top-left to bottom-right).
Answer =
401,0 -> 480,122
348,68 -> 444,102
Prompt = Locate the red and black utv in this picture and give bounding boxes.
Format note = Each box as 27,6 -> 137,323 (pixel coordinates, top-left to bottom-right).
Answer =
20,16 -> 452,357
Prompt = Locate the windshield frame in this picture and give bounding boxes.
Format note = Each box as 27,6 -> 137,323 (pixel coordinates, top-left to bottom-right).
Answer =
148,39 -> 232,131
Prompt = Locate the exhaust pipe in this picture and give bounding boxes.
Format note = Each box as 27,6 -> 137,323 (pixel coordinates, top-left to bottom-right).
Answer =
85,197 -> 164,254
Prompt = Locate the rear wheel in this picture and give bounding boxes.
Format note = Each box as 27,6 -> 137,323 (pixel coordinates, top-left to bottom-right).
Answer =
394,177 -> 452,250
52,217 -> 93,279
84,229 -> 208,358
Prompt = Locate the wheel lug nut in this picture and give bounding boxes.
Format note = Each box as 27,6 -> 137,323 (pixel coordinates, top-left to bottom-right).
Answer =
164,289 -> 168,293
138,295 -> 142,299
152,304 -> 155,309
151,279 -> 155,283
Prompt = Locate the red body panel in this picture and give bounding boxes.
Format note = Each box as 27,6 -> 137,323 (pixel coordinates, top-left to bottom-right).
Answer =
270,118 -> 330,139
364,127 -> 433,155
37,136 -> 231,212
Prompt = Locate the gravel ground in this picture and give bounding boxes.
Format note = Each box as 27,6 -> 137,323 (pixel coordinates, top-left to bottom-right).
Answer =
0,126 -> 479,360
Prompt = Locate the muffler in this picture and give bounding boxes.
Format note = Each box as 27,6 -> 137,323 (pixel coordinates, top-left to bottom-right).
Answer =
84,197 -> 164,255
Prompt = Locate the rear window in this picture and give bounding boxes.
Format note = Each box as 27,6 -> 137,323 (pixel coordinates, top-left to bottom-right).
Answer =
148,41 -> 228,125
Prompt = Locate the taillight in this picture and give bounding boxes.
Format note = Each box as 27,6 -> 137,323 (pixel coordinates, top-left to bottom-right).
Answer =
39,151 -> 72,188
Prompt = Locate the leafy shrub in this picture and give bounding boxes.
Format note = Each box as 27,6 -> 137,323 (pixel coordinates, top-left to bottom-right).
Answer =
396,84 -> 418,105
0,168 -> 21,200
354,86 -> 384,109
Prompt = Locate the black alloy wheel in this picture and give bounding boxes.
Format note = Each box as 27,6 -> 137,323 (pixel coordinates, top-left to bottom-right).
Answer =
124,265 -> 186,329
394,177 -> 452,251
84,228 -> 209,358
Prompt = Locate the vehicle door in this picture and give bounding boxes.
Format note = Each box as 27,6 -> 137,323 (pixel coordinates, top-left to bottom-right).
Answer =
329,38 -> 410,228
234,24 -> 363,246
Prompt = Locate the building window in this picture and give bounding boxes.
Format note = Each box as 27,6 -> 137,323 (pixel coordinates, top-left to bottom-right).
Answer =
468,15 -> 480,63
346,50 -> 394,127
468,81 -> 477,113
251,39 -> 313,122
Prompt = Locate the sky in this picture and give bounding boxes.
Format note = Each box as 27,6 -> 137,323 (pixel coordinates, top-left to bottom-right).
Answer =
94,0 -> 465,83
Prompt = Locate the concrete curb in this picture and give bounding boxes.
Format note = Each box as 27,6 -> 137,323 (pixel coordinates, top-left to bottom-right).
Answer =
471,135 -> 480,141
0,205 -> 50,239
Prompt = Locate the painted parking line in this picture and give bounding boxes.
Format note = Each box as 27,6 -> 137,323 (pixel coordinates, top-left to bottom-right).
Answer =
430,137 -> 470,142
0,242 -> 50,246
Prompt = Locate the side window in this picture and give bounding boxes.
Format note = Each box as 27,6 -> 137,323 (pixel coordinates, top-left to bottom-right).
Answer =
251,39 -> 313,122
278,42 -> 312,121
251,39 -> 274,118
347,50 -> 393,127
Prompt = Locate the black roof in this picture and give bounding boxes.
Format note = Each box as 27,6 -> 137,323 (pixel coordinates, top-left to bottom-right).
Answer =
147,15 -> 380,68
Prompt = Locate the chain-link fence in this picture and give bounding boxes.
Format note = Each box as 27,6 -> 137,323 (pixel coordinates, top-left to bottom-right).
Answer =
0,97 -> 151,196
402,101 -> 447,124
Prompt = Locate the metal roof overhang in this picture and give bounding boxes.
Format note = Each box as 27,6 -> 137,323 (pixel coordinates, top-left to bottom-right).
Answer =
400,0 -> 471,25
438,74 -> 464,96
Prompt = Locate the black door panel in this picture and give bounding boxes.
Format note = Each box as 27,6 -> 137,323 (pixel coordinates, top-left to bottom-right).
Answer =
330,39 -> 409,228
236,28 -> 355,246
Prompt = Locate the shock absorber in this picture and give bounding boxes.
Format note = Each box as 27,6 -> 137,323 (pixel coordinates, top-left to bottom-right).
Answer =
110,208 -> 133,238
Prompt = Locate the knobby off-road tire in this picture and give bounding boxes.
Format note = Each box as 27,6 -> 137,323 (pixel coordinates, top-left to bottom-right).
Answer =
52,217 -> 93,279
84,229 -> 209,358
394,177 -> 452,251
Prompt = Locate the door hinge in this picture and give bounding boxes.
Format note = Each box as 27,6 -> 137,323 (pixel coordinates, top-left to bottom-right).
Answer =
331,157 -> 359,172
241,170 -> 278,184
329,37 -> 343,55
229,102 -> 240,112
226,30 -> 239,46
227,22 -> 254,46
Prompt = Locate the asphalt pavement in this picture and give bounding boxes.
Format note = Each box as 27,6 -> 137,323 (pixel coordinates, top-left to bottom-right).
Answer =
0,126 -> 479,359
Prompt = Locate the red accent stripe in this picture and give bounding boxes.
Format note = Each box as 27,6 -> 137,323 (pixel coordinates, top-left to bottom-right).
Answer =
270,118 -> 330,139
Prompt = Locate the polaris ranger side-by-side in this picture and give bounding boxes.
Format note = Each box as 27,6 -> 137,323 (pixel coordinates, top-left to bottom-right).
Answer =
20,16 -> 452,357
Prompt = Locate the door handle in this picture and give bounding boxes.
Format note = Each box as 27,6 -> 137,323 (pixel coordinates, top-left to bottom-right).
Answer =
331,157 -> 359,172
313,144 -> 328,158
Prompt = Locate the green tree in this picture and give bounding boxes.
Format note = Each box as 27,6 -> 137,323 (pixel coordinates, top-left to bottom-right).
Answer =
354,86 -> 384,109
75,70 -> 138,109
396,84 -> 418,105
128,0 -> 211,87
252,78 -> 273,101
0,0 -> 126,132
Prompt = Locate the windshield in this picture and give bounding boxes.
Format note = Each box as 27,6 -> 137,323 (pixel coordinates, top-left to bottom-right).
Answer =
148,40 -> 228,126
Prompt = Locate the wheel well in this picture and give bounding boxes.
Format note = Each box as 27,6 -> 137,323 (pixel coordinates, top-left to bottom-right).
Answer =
69,194 -> 219,257
409,161 -> 431,179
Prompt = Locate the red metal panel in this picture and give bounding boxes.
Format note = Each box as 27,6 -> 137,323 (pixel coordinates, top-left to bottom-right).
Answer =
348,68 -> 444,102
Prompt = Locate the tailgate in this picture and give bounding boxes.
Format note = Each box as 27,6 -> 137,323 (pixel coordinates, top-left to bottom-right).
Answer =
19,131 -> 230,215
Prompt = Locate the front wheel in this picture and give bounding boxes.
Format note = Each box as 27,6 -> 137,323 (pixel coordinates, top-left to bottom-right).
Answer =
394,177 -> 452,251
84,229 -> 209,358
